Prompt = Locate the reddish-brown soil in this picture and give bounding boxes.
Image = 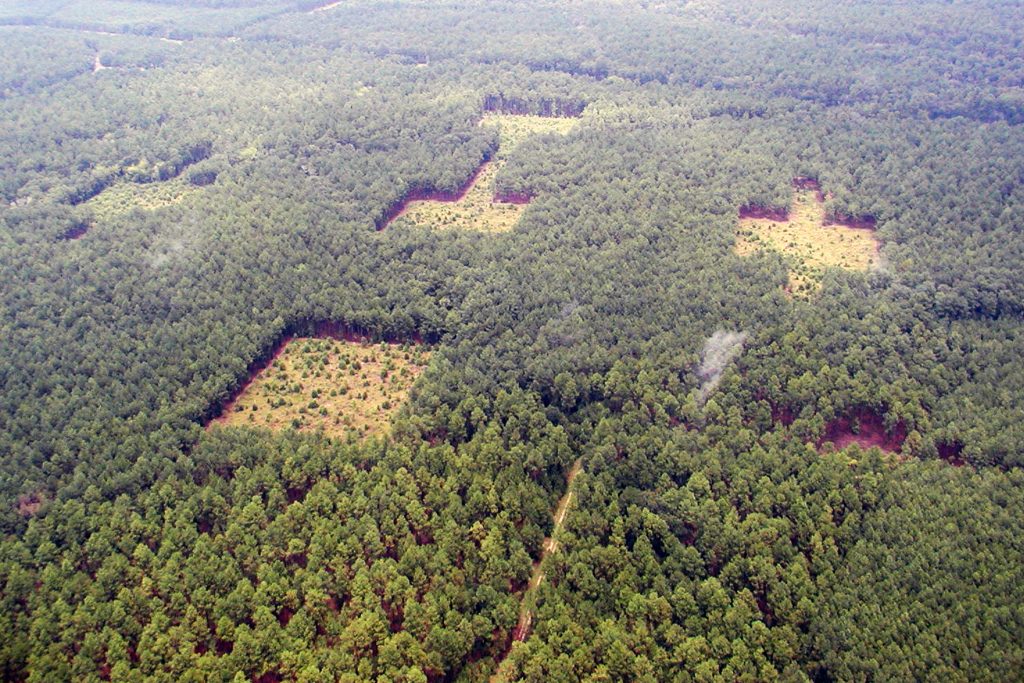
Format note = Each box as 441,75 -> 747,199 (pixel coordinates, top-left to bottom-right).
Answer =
792,178 -> 827,203
818,409 -> 907,453
738,179 -> 821,221
792,177 -> 821,191
16,492 -> 44,517
744,178 -> 876,231
737,179 -> 881,293
205,336 -> 292,427
310,319 -> 425,343
60,221 -> 91,240
739,205 -> 789,221
492,190 -> 533,204
825,213 -> 877,231
771,404 -> 796,427
378,113 -> 578,232
376,157 -> 493,230
937,441 -> 967,467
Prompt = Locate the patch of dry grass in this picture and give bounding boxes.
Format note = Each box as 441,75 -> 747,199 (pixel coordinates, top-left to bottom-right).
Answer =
394,114 -> 577,233
481,113 -> 577,153
210,337 -> 431,439
736,187 -> 880,294
85,177 -> 200,221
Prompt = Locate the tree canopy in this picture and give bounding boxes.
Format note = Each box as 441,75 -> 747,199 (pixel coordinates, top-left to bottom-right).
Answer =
1,1 -> 1023,680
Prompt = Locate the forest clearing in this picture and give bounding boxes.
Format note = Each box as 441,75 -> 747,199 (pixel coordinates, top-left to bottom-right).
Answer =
386,113 -> 577,232
736,181 -> 880,293
209,337 -> 430,438
817,408 -> 907,455
84,176 -> 199,221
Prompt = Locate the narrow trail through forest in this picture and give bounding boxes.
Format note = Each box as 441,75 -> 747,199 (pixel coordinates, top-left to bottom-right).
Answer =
490,458 -> 583,682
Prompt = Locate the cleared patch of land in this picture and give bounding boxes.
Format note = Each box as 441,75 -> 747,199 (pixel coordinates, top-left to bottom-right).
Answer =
736,183 -> 880,294
391,113 -> 577,233
482,112 -> 578,154
818,409 -> 906,455
84,177 -> 200,221
92,51 -> 146,74
209,337 -> 430,439
16,492 -> 45,517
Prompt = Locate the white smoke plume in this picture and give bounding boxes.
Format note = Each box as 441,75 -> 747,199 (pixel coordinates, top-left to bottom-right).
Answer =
145,211 -> 201,269
697,330 -> 748,401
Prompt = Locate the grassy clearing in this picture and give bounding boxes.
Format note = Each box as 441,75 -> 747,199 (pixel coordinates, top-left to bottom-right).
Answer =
481,112 -> 578,154
84,177 -> 200,221
210,337 -> 431,439
736,187 -> 880,294
400,161 -> 525,232
394,113 -> 577,233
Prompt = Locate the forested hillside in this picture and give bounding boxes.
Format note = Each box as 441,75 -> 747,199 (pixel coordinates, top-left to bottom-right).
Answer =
1,1 -> 1023,681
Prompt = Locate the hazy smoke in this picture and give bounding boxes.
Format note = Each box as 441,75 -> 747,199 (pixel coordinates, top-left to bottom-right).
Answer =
697,330 -> 747,401
146,211 -> 201,269
871,250 -> 891,275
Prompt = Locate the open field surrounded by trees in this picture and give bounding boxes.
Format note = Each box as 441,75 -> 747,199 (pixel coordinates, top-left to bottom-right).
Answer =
736,183 -> 880,293
210,337 -> 430,438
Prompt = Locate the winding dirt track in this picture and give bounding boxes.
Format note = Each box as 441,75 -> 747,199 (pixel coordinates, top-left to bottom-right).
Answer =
491,458 -> 583,682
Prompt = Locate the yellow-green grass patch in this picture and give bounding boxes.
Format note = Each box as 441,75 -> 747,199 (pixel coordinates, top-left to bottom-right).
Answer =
392,114 -> 577,233
480,112 -> 578,155
84,177 -> 200,221
210,337 -> 431,439
736,187 -> 880,294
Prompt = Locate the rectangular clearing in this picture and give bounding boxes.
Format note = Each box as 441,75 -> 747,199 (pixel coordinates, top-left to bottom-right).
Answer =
210,337 -> 430,439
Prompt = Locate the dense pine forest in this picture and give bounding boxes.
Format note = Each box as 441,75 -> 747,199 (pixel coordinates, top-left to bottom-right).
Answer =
1,1 -> 1024,680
